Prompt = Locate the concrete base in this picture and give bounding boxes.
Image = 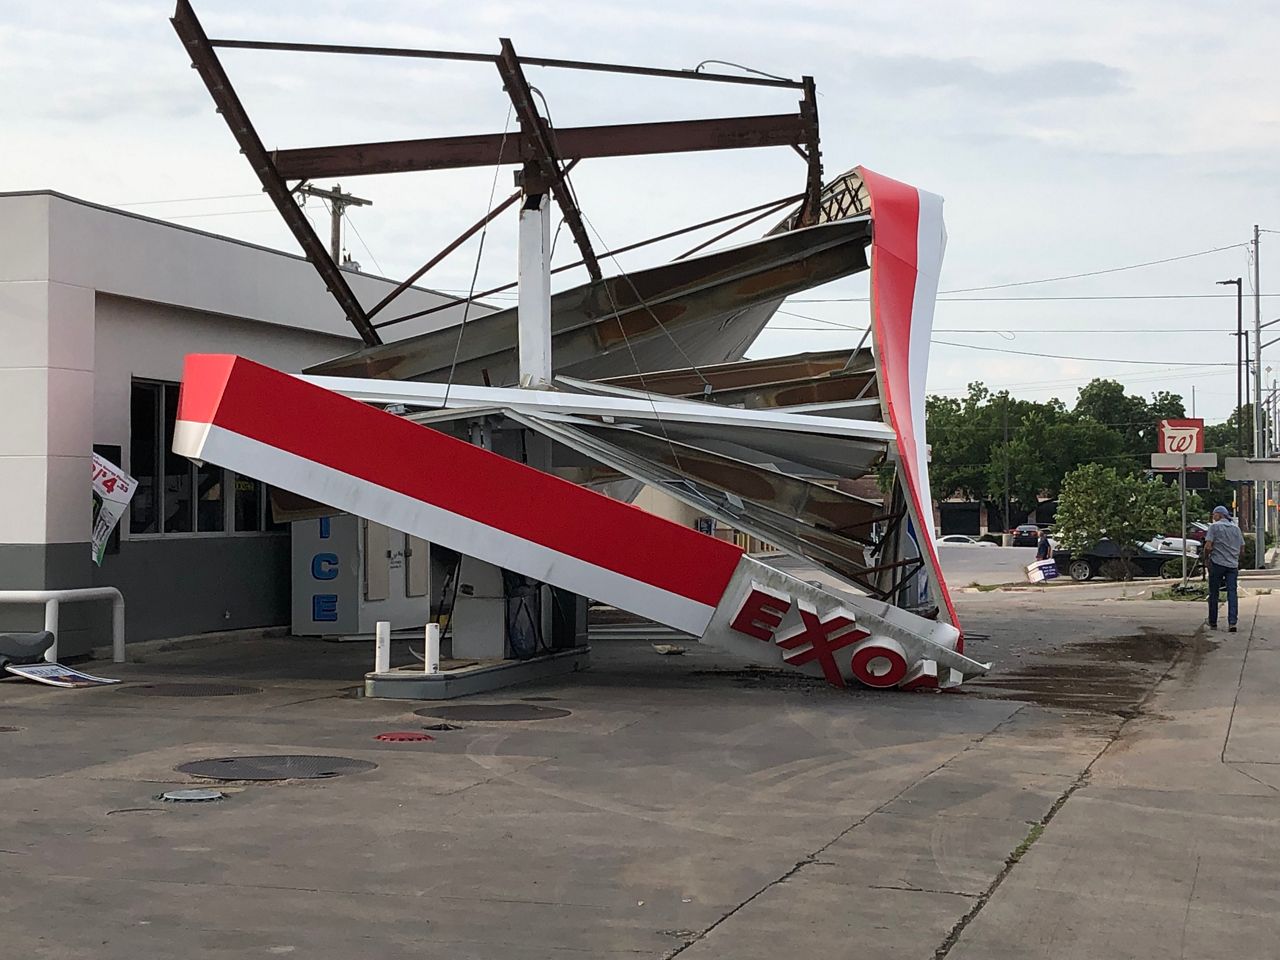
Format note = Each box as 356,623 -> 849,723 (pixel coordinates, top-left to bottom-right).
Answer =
363,645 -> 590,699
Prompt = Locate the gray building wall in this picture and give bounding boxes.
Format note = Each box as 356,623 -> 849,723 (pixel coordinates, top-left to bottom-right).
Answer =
0,191 -> 492,655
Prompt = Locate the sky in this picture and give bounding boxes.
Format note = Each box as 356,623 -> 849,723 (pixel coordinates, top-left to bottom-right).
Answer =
5,0 -> 1280,422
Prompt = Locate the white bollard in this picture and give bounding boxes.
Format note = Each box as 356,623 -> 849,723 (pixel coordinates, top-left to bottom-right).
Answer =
374,620 -> 391,675
424,622 -> 440,675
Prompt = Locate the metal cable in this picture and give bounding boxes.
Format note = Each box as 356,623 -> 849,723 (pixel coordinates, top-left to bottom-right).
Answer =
441,104 -> 514,410
534,100 -> 715,391
524,88 -> 696,472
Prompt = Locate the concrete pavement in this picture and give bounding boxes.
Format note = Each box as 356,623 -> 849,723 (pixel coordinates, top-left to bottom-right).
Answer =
945,591 -> 1280,959
0,583 -> 1277,958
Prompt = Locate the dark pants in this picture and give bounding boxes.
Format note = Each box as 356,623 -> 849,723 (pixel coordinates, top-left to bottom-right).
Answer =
1208,561 -> 1239,627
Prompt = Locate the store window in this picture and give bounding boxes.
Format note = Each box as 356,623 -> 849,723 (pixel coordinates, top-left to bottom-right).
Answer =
129,379 -> 284,537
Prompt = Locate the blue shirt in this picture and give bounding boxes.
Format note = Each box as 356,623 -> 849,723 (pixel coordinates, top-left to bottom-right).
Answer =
1205,518 -> 1244,568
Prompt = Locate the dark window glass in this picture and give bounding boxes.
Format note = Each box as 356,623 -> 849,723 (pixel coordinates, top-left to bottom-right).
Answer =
264,485 -> 288,532
129,383 -> 159,534
234,474 -> 263,532
197,464 -> 226,532
162,385 -> 192,533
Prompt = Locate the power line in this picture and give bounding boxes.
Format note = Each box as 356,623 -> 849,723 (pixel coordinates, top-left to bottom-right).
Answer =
346,217 -> 385,277
939,243 -> 1247,294
769,326 -> 1229,334
113,192 -> 263,207
786,293 -> 1280,303
161,208 -> 277,220
770,310 -> 1229,334
929,339 -> 1232,366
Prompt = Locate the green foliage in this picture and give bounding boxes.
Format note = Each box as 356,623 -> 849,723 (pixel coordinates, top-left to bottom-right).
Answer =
927,378 -> 1199,516
1053,463 -> 1191,554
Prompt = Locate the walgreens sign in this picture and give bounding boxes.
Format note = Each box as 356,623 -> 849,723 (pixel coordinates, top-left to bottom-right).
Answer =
1158,418 -> 1204,455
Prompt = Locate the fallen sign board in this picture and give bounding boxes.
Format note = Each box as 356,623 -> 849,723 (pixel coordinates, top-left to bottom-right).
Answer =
4,663 -> 121,688
1150,453 -> 1218,470
1224,457 -> 1280,482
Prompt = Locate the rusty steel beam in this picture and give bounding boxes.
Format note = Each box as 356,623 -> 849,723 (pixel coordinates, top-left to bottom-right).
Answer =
373,192 -> 805,332
366,188 -> 522,320
797,76 -> 824,226
495,37 -> 602,281
675,198 -> 796,261
207,38 -> 802,88
273,114 -> 810,180
170,0 -> 380,345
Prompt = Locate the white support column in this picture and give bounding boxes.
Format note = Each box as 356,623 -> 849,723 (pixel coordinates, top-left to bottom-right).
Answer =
518,193 -> 553,389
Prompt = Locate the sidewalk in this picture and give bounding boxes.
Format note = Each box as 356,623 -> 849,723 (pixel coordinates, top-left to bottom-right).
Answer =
945,591 -> 1280,959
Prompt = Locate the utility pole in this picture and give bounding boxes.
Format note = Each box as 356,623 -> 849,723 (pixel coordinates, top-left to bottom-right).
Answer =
1002,395 -> 1010,534
297,183 -> 372,264
1219,277 -> 1244,519
1254,224 -> 1265,567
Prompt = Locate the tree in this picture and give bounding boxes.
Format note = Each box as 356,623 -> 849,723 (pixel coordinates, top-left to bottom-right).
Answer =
1074,378 -> 1186,474
1054,463 -> 1199,557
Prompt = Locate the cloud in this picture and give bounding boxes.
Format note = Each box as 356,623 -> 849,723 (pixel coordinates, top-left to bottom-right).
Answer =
853,54 -> 1126,103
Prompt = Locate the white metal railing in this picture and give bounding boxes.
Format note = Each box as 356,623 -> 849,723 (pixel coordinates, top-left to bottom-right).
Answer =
0,588 -> 126,663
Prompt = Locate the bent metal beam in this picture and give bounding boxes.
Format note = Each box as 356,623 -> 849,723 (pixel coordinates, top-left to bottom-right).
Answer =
272,115 -> 812,180
173,354 -> 988,690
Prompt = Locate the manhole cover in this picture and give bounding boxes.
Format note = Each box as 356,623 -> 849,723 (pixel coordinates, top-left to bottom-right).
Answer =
176,755 -> 377,781
160,788 -> 225,802
121,683 -> 263,697
414,703 -> 571,722
374,731 -> 434,742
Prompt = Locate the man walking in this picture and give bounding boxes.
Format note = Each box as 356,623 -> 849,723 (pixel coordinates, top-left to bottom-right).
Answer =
1204,505 -> 1244,632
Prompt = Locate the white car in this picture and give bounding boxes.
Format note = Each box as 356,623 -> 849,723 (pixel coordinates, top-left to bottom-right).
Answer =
936,534 -> 997,548
1146,536 -> 1201,556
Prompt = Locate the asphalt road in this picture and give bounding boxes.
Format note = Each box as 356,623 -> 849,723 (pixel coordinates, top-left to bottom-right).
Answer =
936,543 -> 1039,586
6,583 -> 1271,959
768,545 -> 1040,589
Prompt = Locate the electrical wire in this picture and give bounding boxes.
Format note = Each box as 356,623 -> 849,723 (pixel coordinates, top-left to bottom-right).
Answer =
442,104 -> 513,409
526,93 -> 698,471
939,243 -> 1248,294
787,293 -> 1280,303
769,326 -> 1230,334
535,92 -> 713,391
160,208 -> 276,220
346,217 -> 385,277
112,192 -> 263,207
770,309 -> 1228,335
693,59 -> 793,82
928,339 -> 1232,366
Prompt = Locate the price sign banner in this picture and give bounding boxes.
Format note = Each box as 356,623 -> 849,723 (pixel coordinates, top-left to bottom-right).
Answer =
91,453 -> 136,566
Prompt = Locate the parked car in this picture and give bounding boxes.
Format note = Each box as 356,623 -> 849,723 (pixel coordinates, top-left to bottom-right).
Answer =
1145,536 -> 1201,556
1011,524 -> 1041,547
936,534 -> 997,548
1055,539 -> 1197,582
1187,521 -> 1209,543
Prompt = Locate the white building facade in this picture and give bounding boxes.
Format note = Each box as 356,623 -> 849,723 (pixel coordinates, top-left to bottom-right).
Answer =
0,191 -> 484,655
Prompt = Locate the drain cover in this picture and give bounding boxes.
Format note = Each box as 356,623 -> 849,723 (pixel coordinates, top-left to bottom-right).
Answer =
0,726 -> 20,733
374,731 -> 434,742
121,683 -> 262,697
520,696 -> 560,702
414,703 -> 571,722
176,755 -> 377,781
160,788 -> 225,802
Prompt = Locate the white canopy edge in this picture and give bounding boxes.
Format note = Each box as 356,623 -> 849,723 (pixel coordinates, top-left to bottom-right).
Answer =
300,375 -> 898,443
